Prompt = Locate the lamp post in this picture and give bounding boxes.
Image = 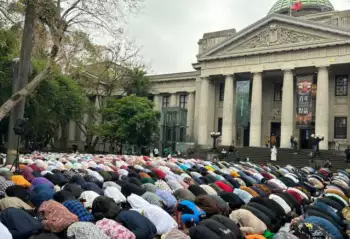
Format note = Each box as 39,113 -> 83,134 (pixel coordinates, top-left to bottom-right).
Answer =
210,132 -> 221,151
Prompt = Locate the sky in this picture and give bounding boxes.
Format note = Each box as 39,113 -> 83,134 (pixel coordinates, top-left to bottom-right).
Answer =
125,0 -> 350,74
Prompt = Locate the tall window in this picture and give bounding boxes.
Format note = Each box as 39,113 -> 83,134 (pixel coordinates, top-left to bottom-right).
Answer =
162,95 -> 170,108
335,75 -> 348,96
148,95 -> 154,102
179,94 -> 188,108
179,127 -> 185,142
218,118 -> 223,134
274,83 -> 282,101
88,95 -> 97,102
219,83 -> 225,101
334,117 -> 347,139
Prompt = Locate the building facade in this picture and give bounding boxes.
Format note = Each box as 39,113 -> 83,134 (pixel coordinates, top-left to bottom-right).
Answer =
149,0 -> 350,151
65,0 -> 350,152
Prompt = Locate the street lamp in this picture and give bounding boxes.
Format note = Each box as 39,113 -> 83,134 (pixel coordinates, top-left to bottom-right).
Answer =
210,132 -> 221,151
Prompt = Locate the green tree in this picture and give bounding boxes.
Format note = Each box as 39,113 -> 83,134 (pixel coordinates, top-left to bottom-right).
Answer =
0,26 -> 87,151
0,0 -> 143,121
0,28 -> 19,151
24,73 -> 87,149
124,68 -> 152,97
99,95 -> 159,151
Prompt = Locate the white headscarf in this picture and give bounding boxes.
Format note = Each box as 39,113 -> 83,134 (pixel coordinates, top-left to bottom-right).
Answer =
79,191 -> 100,209
104,187 -> 126,204
118,169 -> 129,177
0,221 -> 12,239
269,194 -> 291,214
35,159 -> 45,168
86,169 -> 104,182
142,204 -> 178,234
127,194 -> 150,209
103,181 -> 121,191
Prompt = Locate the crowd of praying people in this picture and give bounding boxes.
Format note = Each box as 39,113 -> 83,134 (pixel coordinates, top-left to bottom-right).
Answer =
0,152 -> 347,238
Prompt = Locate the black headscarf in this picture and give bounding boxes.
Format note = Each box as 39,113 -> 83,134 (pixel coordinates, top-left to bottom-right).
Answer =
91,196 -> 121,221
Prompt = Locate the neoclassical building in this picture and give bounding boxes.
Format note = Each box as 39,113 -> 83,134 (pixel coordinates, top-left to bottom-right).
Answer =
148,0 -> 350,151
65,0 -> 350,152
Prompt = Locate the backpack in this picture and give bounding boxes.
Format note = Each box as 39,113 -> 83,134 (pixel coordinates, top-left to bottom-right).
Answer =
199,219 -> 237,239
291,220 -> 333,239
210,215 -> 244,239
189,225 -> 220,239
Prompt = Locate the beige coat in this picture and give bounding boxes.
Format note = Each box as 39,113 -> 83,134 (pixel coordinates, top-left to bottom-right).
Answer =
0,197 -> 32,210
229,209 -> 267,235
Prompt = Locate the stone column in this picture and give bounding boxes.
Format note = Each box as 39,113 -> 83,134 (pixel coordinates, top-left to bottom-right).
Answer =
316,66 -> 329,150
57,125 -> 62,140
187,92 -> 195,139
95,95 -> 100,109
280,69 -> 294,148
170,93 -> 177,107
198,77 -> 210,146
68,120 -> 76,141
153,94 -> 161,112
222,74 -> 235,146
249,72 -> 262,147
80,114 -> 89,141
194,77 -> 201,142
95,96 -> 102,123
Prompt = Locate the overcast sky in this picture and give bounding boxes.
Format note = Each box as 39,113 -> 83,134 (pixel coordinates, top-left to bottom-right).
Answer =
125,0 -> 350,74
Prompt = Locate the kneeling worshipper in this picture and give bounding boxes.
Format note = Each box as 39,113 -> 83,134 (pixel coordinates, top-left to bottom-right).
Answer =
127,193 -> 178,235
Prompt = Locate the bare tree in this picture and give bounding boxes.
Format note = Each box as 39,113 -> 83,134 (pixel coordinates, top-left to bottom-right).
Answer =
71,39 -> 145,152
0,0 -> 144,121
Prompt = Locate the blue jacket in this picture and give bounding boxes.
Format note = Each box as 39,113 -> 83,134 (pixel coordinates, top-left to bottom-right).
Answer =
178,200 -> 206,224
313,201 -> 342,224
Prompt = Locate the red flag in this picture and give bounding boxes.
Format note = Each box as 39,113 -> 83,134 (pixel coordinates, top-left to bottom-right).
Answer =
291,1 -> 302,11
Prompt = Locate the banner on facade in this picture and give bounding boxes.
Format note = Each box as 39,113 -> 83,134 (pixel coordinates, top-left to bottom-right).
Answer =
236,80 -> 250,128
296,75 -> 313,129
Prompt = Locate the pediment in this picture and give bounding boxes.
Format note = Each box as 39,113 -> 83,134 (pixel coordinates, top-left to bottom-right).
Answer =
229,24 -> 330,51
199,14 -> 350,60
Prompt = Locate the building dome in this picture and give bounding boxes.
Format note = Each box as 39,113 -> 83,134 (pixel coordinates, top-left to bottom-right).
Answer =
268,0 -> 334,15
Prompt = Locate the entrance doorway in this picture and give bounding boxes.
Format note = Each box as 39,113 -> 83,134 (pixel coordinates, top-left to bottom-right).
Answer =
243,123 -> 250,146
300,122 -> 315,149
270,122 -> 281,148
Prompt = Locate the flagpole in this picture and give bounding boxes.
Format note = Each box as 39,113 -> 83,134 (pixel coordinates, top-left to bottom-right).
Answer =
289,0 -> 292,16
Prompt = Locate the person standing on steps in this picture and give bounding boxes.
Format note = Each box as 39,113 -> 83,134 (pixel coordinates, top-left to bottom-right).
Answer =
270,145 -> 277,162
345,146 -> 350,163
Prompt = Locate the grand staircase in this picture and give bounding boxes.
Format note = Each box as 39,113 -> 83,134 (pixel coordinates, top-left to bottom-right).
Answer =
232,147 -> 349,171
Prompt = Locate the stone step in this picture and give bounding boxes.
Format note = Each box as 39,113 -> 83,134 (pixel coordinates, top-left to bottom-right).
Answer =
234,147 -> 349,171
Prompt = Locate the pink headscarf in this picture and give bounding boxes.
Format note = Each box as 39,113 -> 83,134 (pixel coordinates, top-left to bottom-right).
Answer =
22,166 -> 35,182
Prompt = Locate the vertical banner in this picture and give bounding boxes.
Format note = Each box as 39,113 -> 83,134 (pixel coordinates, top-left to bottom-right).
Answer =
236,80 -> 251,128
296,75 -> 313,129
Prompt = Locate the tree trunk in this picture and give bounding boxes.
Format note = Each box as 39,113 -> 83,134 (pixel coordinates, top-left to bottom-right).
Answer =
61,123 -> 68,149
87,136 -> 99,153
6,1 -> 36,164
92,136 -> 99,150
0,0 -> 65,122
